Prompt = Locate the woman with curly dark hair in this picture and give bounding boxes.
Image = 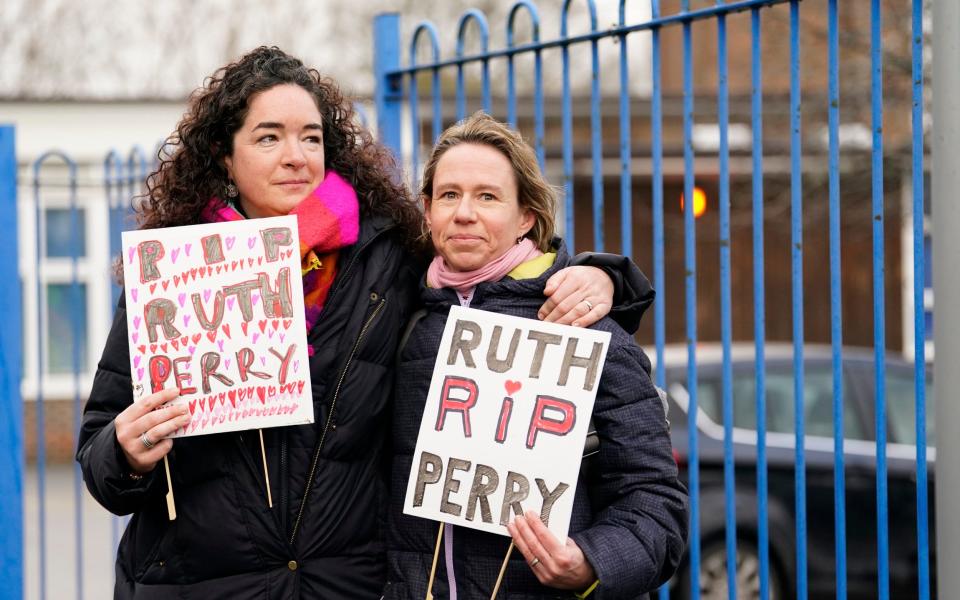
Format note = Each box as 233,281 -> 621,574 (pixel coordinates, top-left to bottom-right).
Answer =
76,46 -> 631,599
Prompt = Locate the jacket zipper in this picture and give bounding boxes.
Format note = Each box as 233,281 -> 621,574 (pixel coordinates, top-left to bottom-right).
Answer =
290,296 -> 387,545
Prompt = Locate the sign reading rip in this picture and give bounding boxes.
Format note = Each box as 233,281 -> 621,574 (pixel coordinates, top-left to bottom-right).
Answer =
403,305 -> 610,541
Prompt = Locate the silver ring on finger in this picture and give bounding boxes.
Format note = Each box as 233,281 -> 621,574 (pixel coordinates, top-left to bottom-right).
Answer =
530,557 -> 541,568
140,431 -> 155,450
582,299 -> 594,311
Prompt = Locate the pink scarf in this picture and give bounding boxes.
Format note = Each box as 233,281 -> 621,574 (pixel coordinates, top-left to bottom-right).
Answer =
426,238 -> 543,294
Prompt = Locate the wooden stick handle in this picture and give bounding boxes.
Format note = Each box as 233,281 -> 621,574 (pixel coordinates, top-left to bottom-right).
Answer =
162,455 -> 176,520
426,522 -> 444,600
490,541 -> 515,600
258,429 -> 273,508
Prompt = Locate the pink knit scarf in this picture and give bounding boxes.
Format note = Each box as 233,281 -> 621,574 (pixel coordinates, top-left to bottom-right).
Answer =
426,238 -> 543,294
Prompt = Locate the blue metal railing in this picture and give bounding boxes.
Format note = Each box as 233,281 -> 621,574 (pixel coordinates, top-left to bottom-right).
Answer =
0,1 -> 936,597
373,1 -> 933,599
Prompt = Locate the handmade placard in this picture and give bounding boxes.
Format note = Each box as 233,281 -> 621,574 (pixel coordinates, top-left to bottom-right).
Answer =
403,305 -> 611,540
121,215 -> 314,437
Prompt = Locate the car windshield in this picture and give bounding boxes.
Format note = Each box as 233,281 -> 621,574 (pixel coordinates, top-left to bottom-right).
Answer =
688,367 -> 866,440
674,363 -> 934,447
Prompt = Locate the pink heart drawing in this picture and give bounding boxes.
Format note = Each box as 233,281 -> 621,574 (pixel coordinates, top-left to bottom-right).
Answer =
224,359 -> 232,370
184,243 -> 192,256
203,289 -> 212,303
171,247 -> 180,264
293,360 -> 299,373
251,294 -> 260,307
188,345 -> 196,355
136,368 -> 144,379
267,329 -> 274,339
252,333 -> 260,344
260,356 -> 266,366
227,297 -> 235,311
178,293 -> 187,308
133,356 -> 141,368
225,236 -> 236,250
127,246 -> 136,264
130,288 -> 138,303
247,236 -> 256,249
183,315 -> 191,328
279,333 -> 285,344
133,316 -> 142,330
132,332 -> 139,343
217,340 -> 225,352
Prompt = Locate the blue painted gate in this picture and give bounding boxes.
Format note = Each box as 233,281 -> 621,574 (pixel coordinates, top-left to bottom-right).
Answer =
0,0 -> 937,598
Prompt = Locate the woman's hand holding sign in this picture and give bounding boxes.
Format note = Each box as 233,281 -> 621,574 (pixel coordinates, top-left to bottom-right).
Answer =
507,511 -> 596,590
115,387 -> 190,474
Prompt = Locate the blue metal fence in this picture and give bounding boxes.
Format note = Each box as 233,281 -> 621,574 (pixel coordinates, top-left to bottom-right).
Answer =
0,0 -> 936,598
373,1 -> 933,598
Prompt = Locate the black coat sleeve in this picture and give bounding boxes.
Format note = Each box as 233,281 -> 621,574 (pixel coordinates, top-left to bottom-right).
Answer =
570,251 -> 655,334
76,296 -> 166,515
570,336 -> 688,598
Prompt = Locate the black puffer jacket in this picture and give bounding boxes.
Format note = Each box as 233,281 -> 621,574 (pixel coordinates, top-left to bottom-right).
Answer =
384,244 -> 688,599
78,215 -> 421,599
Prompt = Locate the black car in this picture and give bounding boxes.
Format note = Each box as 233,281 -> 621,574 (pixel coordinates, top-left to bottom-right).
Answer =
656,343 -> 935,600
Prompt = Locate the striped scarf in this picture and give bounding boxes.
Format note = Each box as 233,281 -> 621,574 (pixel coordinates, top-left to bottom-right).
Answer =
200,171 -> 360,353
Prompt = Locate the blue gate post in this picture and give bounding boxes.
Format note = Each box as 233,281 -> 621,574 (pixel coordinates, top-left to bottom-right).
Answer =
374,13 -> 404,164
0,125 -> 24,599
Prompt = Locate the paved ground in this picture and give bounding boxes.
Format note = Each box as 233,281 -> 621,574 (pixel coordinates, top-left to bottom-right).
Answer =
24,463 -> 119,600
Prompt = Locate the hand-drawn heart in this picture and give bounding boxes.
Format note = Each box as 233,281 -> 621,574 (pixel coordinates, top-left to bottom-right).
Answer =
206,330 -> 217,342
171,247 -> 180,264
132,332 -> 139,343
221,324 -> 231,339
130,288 -> 138,303
225,236 -> 236,250
184,243 -> 192,256
504,380 -> 522,396
241,321 -> 249,336
247,236 -> 256,249
133,316 -> 142,329
177,293 -> 186,308
183,315 -> 191,328
127,246 -> 136,264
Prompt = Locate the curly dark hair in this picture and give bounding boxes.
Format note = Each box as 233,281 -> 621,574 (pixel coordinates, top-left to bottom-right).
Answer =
140,46 -> 423,251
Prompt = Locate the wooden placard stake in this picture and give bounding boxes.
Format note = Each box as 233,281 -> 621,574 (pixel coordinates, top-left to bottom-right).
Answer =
490,541 -> 515,600
426,522 -> 444,600
259,428 -> 273,508
162,455 -> 176,520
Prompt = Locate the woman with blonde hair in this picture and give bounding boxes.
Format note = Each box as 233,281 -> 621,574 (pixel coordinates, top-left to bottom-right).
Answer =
384,113 -> 687,599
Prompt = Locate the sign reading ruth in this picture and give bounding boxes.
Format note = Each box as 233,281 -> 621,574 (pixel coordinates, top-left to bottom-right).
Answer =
121,215 -> 314,437
403,305 -> 611,541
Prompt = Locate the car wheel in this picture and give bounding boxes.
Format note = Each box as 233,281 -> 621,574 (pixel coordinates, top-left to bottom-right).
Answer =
675,540 -> 786,600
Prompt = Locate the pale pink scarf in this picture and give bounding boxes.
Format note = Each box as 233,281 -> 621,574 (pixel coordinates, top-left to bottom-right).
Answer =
426,238 -> 543,295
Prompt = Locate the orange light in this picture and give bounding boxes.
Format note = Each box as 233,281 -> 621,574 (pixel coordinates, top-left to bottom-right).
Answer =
680,187 -> 708,218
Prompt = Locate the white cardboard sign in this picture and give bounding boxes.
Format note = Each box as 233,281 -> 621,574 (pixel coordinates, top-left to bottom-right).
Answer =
403,305 -> 611,540
121,215 -> 314,437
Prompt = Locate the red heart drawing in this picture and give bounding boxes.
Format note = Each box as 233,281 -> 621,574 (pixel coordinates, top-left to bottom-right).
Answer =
257,387 -> 266,404
221,324 -> 231,339
241,321 -> 249,336
504,380 -> 522,396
